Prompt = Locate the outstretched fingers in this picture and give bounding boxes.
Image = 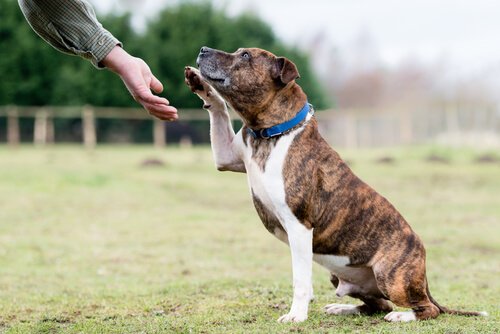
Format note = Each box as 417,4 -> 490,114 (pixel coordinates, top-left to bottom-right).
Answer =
149,74 -> 164,94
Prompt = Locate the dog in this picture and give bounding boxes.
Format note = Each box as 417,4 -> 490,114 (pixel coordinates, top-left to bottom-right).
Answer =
184,46 -> 486,323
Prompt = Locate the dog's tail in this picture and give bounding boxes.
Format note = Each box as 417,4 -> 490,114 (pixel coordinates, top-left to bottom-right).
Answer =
426,283 -> 488,317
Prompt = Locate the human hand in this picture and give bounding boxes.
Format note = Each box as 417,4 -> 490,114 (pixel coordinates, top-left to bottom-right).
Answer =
102,46 -> 178,121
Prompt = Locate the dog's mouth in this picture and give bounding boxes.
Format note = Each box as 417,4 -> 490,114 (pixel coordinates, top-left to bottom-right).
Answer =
204,74 -> 225,83
200,68 -> 229,86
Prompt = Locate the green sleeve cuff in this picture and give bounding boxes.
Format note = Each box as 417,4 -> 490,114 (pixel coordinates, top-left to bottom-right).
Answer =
81,27 -> 122,68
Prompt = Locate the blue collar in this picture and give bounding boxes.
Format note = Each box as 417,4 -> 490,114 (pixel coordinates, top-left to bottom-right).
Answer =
247,102 -> 312,139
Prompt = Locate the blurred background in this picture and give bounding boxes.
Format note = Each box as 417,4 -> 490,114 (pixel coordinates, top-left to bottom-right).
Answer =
1,1 -> 499,331
1,0 -> 499,148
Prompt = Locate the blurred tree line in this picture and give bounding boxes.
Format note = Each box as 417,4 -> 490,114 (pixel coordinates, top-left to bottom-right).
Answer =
0,0 -> 328,142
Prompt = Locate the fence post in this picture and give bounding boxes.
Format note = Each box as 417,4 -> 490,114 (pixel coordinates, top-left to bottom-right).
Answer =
445,103 -> 460,146
153,119 -> 166,148
34,108 -> 48,146
445,104 -> 460,132
82,105 -> 96,149
47,113 -> 54,144
7,106 -> 20,147
400,110 -> 413,144
345,114 -> 358,148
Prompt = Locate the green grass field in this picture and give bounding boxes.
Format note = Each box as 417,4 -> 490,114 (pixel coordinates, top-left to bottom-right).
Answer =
0,145 -> 498,333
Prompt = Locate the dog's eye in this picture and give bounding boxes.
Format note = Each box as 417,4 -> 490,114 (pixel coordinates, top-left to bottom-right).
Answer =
241,52 -> 250,60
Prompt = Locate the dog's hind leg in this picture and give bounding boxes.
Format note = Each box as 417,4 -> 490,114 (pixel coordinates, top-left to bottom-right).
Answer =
325,274 -> 393,316
372,244 -> 440,322
325,297 -> 392,316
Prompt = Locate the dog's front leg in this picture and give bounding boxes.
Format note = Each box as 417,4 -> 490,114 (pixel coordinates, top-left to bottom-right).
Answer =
278,223 -> 313,323
207,106 -> 245,173
185,66 -> 245,173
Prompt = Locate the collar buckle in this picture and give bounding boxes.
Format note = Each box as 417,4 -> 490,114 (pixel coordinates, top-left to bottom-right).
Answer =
259,129 -> 282,139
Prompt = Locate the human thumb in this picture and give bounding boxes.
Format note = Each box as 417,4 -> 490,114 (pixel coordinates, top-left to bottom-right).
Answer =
150,75 -> 164,94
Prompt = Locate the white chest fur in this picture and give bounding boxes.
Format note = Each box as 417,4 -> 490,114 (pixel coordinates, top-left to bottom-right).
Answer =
236,117 -> 352,274
239,114 -> 313,220
242,128 -> 301,229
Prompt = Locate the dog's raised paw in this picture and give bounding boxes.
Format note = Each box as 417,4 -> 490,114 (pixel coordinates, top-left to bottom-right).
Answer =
184,66 -> 225,111
184,66 -> 205,92
324,303 -> 361,315
384,311 -> 416,322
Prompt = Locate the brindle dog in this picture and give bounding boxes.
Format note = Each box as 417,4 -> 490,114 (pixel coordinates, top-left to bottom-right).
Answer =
184,46 -> 486,323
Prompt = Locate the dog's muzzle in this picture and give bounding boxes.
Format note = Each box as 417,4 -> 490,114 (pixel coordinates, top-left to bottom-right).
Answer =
196,46 -> 229,85
196,46 -> 214,66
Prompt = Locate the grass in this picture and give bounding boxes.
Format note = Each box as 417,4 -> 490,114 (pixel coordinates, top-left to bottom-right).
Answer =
0,144 -> 498,333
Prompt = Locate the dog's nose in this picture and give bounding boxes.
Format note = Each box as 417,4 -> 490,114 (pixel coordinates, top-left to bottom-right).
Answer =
199,46 -> 212,55
197,46 -> 213,66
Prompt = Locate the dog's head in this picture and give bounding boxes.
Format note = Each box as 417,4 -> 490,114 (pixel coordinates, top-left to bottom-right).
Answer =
196,46 -> 300,115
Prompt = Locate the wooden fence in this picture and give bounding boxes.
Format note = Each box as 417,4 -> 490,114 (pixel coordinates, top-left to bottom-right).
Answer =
1,104 -> 499,148
0,105 -> 212,148
317,104 -> 500,148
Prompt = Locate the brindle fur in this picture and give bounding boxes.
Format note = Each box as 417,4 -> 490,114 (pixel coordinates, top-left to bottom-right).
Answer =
247,134 -> 278,172
185,47 -> 484,321
280,114 -> 437,317
197,47 -> 305,130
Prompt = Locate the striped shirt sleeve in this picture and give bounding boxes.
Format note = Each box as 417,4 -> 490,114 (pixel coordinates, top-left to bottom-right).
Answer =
18,0 -> 122,68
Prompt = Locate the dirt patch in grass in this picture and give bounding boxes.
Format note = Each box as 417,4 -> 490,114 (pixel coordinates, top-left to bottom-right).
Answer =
468,244 -> 498,255
139,157 -> 166,167
375,156 -> 395,164
425,154 -> 450,164
41,316 -> 72,324
474,154 -> 499,164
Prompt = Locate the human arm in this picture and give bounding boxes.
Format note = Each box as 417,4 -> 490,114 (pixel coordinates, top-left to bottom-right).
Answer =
18,0 -> 178,120
18,0 -> 118,68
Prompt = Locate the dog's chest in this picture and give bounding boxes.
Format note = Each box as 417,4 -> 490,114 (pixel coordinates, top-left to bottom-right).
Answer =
237,126 -> 355,276
241,130 -> 299,234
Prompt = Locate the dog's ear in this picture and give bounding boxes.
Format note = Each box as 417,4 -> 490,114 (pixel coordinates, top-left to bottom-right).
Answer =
273,57 -> 300,85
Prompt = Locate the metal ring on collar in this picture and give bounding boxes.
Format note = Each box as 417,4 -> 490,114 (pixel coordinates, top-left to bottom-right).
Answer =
259,129 -> 270,139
